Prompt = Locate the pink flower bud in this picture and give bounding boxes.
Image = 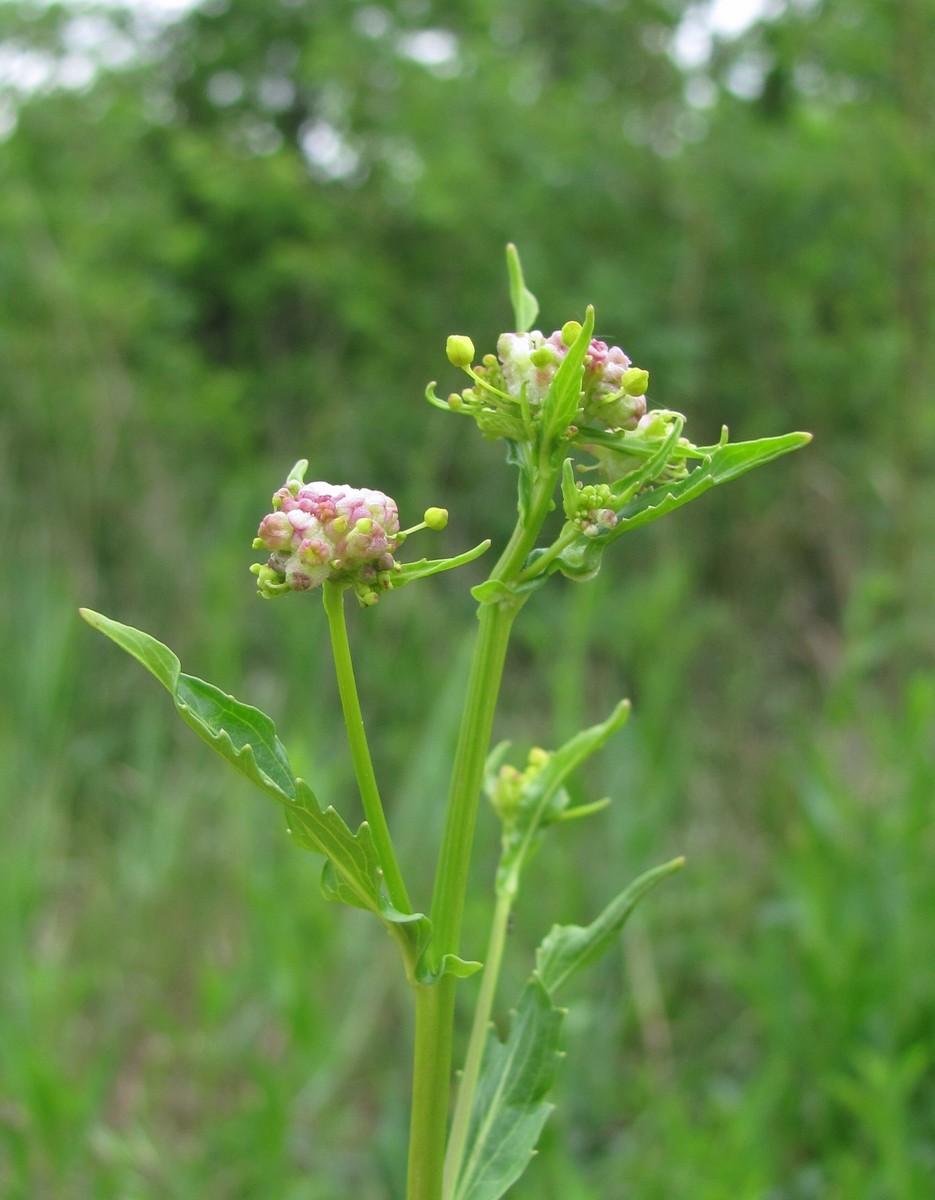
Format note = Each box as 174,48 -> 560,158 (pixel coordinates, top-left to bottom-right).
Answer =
252,474 -> 403,598
257,511 -> 295,551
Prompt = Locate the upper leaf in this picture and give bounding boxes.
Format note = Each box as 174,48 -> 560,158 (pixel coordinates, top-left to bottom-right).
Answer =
538,306 -> 595,453
554,429 -> 811,579
505,243 -> 539,333
392,540 -> 491,590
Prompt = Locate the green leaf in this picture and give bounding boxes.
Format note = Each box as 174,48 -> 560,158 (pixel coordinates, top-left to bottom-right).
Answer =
559,457 -> 578,520
452,859 -> 684,1200
420,953 -> 484,983
505,243 -> 539,333
452,977 -> 560,1200
612,430 -> 810,535
79,609 -> 430,955
471,575 -> 547,606
80,608 -> 296,799
505,438 -> 534,521
555,430 -> 810,575
607,414 -> 685,502
536,857 -> 686,994
495,699 -> 631,896
539,306 -> 595,452
471,579 -> 519,605
550,537 -> 604,583
392,540 -> 491,589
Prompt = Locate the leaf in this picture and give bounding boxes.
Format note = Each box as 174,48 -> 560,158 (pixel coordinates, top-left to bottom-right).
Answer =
392,540 -> 491,589
612,430 -> 810,536
551,537 -> 604,583
79,609 -> 429,955
536,857 -> 686,994
80,609 -> 296,799
452,977 -> 561,1200
539,307 -> 595,452
559,456 -> 578,520
607,414 -> 685,502
471,575 -> 547,606
555,430 -> 810,575
471,579 -> 519,605
495,699 -> 631,895
452,859 -> 684,1200
420,953 -> 484,983
505,438 -> 534,522
505,243 -> 539,333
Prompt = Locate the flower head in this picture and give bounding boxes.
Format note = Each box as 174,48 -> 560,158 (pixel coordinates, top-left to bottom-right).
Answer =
252,473 -> 402,601
435,320 -> 650,443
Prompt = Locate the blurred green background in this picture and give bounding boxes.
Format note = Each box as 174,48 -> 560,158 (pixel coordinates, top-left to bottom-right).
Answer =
2,0 -> 934,1196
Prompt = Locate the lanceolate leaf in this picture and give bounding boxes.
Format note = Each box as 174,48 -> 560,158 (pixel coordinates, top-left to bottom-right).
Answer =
79,609 -> 429,956
611,430 -> 811,537
536,857 -> 685,994
451,858 -> 684,1200
539,307 -> 595,452
506,243 -> 539,333
496,699 -> 631,895
555,430 -> 810,579
392,541 -> 491,589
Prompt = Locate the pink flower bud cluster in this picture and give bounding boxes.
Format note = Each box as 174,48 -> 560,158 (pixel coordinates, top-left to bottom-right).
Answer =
481,329 -> 647,433
253,480 -> 401,596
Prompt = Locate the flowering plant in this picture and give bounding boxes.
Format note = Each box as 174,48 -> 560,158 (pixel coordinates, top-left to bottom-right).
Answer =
81,247 -> 808,1200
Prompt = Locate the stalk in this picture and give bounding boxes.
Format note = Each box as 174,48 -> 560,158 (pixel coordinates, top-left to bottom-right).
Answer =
322,579 -> 412,915
406,466 -> 560,1200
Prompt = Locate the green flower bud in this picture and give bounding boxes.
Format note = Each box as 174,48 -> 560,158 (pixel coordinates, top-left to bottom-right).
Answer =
529,345 -> 555,369
561,320 -> 582,347
446,335 -> 475,368
621,367 -> 649,396
424,507 -> 449,530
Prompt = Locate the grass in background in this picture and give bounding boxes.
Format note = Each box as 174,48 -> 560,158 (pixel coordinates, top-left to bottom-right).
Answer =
5,525 -> 932,1198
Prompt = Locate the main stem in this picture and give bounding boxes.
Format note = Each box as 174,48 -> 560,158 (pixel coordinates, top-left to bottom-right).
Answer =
406,464 -> 559,1200
406,600 -> 516,1200
322,579 -> 412,915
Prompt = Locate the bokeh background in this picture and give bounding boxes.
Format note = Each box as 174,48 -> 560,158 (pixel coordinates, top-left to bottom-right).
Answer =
2,0 -> 934,1196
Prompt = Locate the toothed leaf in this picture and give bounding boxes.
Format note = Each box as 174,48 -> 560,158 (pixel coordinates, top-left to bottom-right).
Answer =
79,609 -> 430,955
451,859 -> 684,1200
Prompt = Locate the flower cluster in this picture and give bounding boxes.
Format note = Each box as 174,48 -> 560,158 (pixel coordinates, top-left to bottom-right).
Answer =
567,480 -> 619,538
442,324 -> 649,442
488,747 -> 552,826
251,476 -> 401,601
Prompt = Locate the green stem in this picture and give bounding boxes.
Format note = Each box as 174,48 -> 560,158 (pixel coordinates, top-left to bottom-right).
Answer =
406,465 -> 560,1200
443,884 -> 515,1197
517,522 -> 579,583
408,978 -> 456,1200
407,601 -> 516,1200
322,579 -> 412,915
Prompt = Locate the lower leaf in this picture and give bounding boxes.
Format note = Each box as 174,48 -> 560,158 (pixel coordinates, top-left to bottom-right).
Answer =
450,858 -> 684,1200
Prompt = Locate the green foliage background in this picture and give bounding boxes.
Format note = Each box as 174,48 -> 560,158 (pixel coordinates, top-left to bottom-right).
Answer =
2,0 -> 933,1195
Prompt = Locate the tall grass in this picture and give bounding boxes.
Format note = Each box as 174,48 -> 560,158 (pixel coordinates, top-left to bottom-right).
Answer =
3,478 -> 932,1198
